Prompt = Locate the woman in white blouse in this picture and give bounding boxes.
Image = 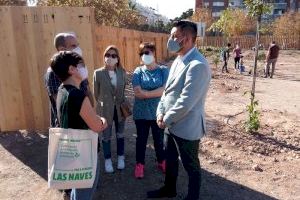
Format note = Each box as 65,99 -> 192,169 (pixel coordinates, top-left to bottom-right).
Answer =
93,45 -> 127,173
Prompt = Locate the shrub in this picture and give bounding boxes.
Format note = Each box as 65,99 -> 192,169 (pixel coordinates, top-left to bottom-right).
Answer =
245,98 -> 260,133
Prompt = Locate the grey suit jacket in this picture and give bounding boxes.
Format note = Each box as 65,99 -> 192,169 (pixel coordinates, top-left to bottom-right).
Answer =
93,67 -> 126,125
157,47 -> 211,140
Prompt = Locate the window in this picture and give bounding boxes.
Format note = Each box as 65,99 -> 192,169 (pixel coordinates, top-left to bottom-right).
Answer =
212,12 -> 221,17
213,2 -> 225,6
274,9 -> 283,15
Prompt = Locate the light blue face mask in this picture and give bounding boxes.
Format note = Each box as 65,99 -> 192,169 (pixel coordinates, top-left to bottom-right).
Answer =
167,37 -> 180,53
167,37 -> 183,53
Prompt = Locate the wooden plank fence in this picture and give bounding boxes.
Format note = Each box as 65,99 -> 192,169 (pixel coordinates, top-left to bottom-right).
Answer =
94,26 -> 170,72
0,6 -> 169,131
197,35 -> 300,50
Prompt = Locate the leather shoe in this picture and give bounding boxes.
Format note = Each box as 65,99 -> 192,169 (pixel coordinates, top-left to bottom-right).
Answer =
147,186 -> 177,198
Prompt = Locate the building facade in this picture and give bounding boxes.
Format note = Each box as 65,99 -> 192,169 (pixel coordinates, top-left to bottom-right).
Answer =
195,0 -> 300,19
195,0 -> 243,17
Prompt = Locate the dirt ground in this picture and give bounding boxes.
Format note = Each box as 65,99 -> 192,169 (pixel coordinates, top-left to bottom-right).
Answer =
0,50 -> 299,200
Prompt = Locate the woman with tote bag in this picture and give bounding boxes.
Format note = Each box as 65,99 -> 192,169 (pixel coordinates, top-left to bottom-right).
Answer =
50,51 -> 107,200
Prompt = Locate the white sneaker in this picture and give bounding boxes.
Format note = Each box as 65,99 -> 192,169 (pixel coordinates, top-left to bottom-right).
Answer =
117,155 -> 125,170
105,159 -> 114,173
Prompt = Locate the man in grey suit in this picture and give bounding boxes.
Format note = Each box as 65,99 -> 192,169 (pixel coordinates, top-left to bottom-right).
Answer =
147,20 -> 211,200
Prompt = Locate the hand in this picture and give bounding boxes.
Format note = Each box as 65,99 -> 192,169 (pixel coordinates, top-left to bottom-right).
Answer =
138,90 -> 148,99
158,121 -> 166,129
100,117 -> 108,131
134,87 -> 148,99
157,114 -> 166,129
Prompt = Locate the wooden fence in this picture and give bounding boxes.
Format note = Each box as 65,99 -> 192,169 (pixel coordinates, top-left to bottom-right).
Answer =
0,6 -> 169,131
197,35 -> 300,50
94,26 -> 170,72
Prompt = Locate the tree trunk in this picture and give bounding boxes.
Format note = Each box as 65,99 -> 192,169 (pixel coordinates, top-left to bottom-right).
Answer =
251,16 -> 261,105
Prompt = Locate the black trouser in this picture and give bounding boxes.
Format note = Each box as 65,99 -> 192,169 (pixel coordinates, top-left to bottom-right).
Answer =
49,95 -> 58,127
165,133 -> 201,200
234,57 -> 240,69
135,119 -> 165,164
222,60 -> 228,73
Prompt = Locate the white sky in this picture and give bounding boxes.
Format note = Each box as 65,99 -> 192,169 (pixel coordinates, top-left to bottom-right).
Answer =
135,0 -> 195,19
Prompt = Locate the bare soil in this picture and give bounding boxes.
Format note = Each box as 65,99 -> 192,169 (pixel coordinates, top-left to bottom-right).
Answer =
0,50 -> 299,200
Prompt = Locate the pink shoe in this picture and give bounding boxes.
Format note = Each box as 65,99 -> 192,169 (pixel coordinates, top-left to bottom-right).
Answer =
135,163 -> 144,179
157,160 -> 166,173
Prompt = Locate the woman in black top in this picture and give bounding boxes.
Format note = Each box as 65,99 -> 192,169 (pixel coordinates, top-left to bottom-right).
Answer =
50,51 -> 107,200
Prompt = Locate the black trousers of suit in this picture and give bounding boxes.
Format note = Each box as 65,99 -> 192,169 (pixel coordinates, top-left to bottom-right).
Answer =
164,133 -> 201,200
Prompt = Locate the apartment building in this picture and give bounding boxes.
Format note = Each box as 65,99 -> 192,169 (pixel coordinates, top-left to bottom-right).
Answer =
270,0 -> 300,17
195,0 -> 300,19
195,0 -> 243,17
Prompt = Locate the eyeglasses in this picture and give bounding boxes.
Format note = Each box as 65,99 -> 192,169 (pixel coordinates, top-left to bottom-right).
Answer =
139,51 -> 151,56
105,53 -> 118,59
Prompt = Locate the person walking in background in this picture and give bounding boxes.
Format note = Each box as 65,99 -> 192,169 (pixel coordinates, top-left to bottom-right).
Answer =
44,32 -> 94,128
264,41 -> 280,78
222,43 -> 231,73
132,42 -> 169,179
93,45 -> 127,173
233,43 -> 242,70
147,20 -> 211,200
50,51 -> 107,200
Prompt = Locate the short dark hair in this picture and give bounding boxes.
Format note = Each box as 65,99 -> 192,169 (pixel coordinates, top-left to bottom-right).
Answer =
54,33 -> 66,50
174,20 -> 198,42
139,42 -> 156,56
227,43 -> 231,47
50,51 -> 83,82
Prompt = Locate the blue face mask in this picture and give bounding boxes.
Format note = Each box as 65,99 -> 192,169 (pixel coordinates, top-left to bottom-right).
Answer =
167,37 -> 183,53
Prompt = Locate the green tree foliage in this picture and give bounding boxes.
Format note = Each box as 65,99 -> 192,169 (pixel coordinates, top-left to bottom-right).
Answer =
245,0 -> 271,19
172,8 -> 194,22
162,8 -> 194,34
138,20 -> 169,33
245,98 -> 260,132
209,8 -> 255,37
37,0 -> 143,28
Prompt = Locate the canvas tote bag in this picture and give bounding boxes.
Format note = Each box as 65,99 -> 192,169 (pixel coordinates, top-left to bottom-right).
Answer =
48,128 -> 98,189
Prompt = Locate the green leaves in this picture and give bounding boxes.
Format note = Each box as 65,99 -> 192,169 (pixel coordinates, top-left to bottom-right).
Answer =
245,93 -> 260,133
244,0 -> 271,18
209,8 -> 254,37
212,55 -> 220,68
257,51 -> 266,61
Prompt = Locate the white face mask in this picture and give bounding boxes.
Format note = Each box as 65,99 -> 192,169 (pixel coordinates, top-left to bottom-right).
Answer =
142,54 -> 154,65
77,67 -> 88,80
72,46 -> 83,56
105,57 -> 118,67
